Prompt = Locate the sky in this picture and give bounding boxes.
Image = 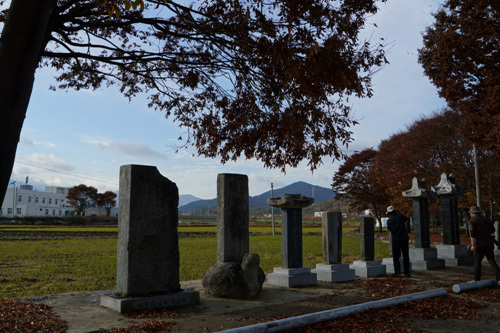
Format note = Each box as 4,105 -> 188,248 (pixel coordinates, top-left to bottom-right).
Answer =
8,0 -> 447,200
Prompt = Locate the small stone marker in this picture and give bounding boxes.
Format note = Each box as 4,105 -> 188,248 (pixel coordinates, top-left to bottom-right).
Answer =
202,173 -> 264,298
266,194 -> 317,287
432,173 -> 472,265
403,177 -> 444,270
350,217 -> 386,277
312,211 -> 355,282
100,165 -> 199,313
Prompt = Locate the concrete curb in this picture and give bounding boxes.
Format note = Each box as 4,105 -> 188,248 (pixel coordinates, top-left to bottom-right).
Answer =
216,288 -> 447,333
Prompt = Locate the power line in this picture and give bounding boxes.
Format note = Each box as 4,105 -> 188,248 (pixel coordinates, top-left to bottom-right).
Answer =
14,159 -> 118,186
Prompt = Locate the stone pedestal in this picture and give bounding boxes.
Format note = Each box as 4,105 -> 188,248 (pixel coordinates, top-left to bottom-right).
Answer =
350,260 -> 386,277
312,212 -> 355,282
436,244 -> 474,265
313,264 -> 355,282
101,289 -> 200,314
409,248 -> 445,270
382,258 -> 413,274
266,194 -> 317,287
266,267 -> 317,288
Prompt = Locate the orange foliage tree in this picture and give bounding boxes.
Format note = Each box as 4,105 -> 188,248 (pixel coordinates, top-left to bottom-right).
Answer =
418,0 -> 500,152
0,0 -> 388,206
331,148 -> 389,231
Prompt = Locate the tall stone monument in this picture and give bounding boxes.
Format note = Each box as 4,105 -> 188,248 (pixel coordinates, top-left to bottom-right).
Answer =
266,194 -> 317,287
216,173 -> 249,263
350,217 -> 386,277
432,173 -> 472,265
202,174 -> 265,298
312,211 -> 355,282
101,165 -> 199,313
403,177 -> 445,270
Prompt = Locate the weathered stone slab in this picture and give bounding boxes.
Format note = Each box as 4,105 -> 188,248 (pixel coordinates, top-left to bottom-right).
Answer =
116,164 -> 180,297
217,173 -> 249,264
360,217 -> 374,261
281,208 -> 304,268
403,177 -> 433,249
432,173 -> 462,245
322,211 -> 342,264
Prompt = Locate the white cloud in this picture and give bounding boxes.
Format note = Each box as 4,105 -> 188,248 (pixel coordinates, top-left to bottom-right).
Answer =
20,136 -> 57,148
20,136 -> 34,146
30,153 -> 75,171
81,136 -> 168,160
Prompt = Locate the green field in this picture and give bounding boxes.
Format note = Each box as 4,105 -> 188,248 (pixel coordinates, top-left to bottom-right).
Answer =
0,225 -> 389,298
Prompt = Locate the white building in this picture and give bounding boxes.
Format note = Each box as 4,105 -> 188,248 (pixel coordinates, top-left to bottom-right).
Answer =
1,185 -> 72,217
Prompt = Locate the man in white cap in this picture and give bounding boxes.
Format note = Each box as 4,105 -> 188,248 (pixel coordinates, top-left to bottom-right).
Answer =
469,206 -> 500,283
386,206 -> 411,277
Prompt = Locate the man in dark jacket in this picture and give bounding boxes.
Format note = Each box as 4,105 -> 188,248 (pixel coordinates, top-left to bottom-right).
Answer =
469,206 -> 500,282
386,206 -> 411,277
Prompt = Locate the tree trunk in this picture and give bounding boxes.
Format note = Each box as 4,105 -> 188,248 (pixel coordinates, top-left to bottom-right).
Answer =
0,0 -> 56,205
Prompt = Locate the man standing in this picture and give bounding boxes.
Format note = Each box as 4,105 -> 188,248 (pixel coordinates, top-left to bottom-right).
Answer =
469,206 -> 500,283
386,206 -> 411,277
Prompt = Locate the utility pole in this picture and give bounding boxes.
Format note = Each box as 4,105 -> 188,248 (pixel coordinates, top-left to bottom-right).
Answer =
271,183 -> 275,236
473,145 -> 483,212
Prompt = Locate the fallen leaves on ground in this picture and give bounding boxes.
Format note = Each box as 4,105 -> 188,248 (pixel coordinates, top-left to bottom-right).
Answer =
0,298 -> 67,333
461,286 -> 500,303
272,277 -> 488,333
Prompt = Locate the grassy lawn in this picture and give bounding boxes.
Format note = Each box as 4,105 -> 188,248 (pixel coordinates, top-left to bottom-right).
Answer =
0,225 -> 389,298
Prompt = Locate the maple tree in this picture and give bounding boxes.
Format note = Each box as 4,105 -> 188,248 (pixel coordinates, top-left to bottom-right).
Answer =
66,184 -> 98,215
96,190 -> 117,216
0,0 -> 388,206
418,0 -> 500,151
331,148 -> 389,231
374,109 -> 500,221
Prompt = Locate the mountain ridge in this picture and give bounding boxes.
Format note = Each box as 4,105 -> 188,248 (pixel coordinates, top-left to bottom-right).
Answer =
179,181 -> 335,213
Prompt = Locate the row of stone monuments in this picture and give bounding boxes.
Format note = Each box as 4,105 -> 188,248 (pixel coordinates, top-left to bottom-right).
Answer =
100,166 -> 482,313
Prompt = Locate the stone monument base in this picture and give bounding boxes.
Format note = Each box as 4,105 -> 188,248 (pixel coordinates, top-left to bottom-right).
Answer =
349,260 -> 386,277
409,248 -> 445,270
436,244 -> 474,266
495,250 -> 500,262
382,258 -> 412,274
266,267 -> 317,288
312,263 -> 355,282
100,289 -> 200,314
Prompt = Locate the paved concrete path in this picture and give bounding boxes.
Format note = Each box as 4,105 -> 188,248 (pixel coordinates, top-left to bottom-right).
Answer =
24,265 -> 500,333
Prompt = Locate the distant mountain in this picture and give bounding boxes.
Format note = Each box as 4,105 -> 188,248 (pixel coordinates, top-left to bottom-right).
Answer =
179,194 -> 202,207
178,181 -> 335,214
